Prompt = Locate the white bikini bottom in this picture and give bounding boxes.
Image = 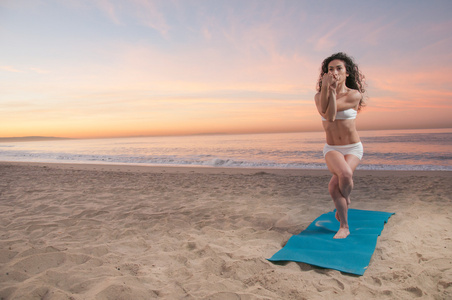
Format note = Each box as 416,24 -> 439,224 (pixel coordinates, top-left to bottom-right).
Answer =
323,142 -> 363,160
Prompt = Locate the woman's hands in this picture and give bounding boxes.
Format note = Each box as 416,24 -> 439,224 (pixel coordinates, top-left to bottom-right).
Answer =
316,72 -> 339,120
322,73 -> 338,90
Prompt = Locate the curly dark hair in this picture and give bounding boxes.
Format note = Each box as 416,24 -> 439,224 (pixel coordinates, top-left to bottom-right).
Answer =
316,52 -> 367,110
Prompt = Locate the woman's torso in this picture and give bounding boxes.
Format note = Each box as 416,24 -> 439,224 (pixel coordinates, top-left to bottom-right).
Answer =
315,87 -> 362,145
322,113 -> 360,145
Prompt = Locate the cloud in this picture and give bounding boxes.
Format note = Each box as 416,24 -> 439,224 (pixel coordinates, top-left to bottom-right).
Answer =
0,65 -> 50,74
91,0 -> 171,36
360,19 -> 398,46
312,18 -> 352,52
0,65 -> 22,73
95,0 -> 122,25
132,0 -> 170,35
29,67 -> 50,74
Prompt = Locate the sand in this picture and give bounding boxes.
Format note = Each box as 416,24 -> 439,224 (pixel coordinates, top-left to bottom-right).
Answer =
0,162 -> 451,300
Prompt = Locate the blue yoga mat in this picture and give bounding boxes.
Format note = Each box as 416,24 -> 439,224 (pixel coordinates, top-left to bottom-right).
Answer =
268,209 -> 394,275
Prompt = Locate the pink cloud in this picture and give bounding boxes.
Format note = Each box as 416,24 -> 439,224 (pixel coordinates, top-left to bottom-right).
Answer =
0,65 -> 22,73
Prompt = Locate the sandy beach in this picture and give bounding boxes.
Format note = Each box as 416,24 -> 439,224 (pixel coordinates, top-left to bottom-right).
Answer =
0,162 -> 451,299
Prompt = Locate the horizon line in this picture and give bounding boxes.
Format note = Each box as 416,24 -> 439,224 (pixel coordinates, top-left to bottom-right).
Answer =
1,126 -> 452,142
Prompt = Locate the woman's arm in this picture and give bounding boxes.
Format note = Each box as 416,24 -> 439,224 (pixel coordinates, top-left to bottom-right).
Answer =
336,90 -> 362,111
315,74 -> 337,121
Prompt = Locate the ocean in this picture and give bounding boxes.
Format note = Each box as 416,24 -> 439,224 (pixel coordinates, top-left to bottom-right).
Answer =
0,128 -> 451,171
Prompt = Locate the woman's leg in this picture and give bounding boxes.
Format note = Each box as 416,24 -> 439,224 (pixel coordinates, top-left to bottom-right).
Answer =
328,174 -> 348,221
325,152 -> 360,239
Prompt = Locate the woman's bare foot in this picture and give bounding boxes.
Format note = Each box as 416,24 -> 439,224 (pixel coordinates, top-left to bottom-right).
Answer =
334,227 -> 350,239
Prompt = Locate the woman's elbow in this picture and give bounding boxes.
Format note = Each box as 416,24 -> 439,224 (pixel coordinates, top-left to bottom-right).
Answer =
323,114 -> 336,122
325,116 -> 336,122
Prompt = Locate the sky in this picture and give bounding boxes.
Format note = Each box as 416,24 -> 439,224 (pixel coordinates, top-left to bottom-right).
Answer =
1,0 -> 452,138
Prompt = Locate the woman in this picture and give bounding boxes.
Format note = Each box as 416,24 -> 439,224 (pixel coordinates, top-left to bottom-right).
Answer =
314,52 -> 366,239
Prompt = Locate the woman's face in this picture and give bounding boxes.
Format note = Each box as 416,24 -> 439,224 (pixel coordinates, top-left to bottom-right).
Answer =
328,59 -> 348,83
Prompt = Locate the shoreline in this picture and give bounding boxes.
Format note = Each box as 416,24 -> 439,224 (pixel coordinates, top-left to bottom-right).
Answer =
1,161 -> 451,177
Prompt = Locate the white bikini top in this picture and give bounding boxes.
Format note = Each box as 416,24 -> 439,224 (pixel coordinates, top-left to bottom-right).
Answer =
321,108 -> 357,121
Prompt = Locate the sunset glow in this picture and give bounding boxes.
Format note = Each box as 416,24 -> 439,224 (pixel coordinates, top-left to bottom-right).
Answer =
1,0 -> 452,138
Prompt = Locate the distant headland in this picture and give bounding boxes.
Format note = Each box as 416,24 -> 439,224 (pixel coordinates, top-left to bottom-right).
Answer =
0,136 -> 71,143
